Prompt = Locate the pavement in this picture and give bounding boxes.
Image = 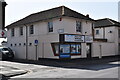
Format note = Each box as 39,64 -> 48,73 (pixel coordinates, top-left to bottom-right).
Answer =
0,56 -> 119,79
0,60 -> 28,78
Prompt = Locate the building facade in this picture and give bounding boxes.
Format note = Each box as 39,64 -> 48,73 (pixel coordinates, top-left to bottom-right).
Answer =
6,6 -> 95,60
94,18 -> 120,57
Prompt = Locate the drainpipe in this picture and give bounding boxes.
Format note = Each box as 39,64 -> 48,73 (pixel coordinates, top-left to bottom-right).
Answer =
92,23 -> 95,40
24,24 -> 28,60
42,42 -> 44,58
99,44 -> 102,59
103,27 -> 105,39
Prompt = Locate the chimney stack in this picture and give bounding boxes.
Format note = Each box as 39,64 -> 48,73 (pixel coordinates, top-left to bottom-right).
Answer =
86,14 -> 89,18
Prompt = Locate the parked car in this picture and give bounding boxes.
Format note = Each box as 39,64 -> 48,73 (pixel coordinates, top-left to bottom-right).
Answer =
0,46 -> 15,60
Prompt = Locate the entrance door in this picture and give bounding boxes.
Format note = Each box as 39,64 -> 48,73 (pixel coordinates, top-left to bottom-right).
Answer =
86,43 -> 92,58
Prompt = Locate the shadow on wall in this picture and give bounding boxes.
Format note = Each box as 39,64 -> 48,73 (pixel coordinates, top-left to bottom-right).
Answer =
9,56 -> 120,71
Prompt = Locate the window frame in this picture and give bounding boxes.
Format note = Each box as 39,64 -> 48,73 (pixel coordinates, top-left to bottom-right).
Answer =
76,21 -> 82,32
19,27 -> 23,36
29,25 -> 34,34
48,21 -> 53,32
96,30 -> 99,35
51,43 -> 81,56
11,28 -> 15,37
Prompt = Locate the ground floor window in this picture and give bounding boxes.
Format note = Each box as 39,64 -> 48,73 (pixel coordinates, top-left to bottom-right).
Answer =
60,44 -> 70,53
51,43 -> 81,56
71,44 -> 81,54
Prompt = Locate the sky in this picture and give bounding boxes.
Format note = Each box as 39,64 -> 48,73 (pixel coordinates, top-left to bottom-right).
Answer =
0,0 -> 120,44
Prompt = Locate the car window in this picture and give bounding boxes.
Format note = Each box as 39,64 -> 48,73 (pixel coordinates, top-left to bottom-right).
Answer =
2,48 -> 9,51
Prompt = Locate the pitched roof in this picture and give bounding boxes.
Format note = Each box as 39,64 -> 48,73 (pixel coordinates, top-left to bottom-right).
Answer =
95,18 -> 120,28
6,6 -> 94,28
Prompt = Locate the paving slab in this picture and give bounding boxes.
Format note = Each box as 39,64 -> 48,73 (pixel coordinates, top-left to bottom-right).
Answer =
0,64 -> 27,77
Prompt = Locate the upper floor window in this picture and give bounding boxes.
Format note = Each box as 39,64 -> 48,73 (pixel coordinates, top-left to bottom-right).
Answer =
19,27 -> 23,36
29,25 -> 34,34
96,30 -> 99,35
48,22 -> 53,32
11,28 -> 15,37
76,21 -> 82,32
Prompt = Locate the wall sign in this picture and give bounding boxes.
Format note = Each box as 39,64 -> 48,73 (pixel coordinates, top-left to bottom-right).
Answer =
0,30 -> 7,38
85,36 -> 93,43
65,34 -> 84,42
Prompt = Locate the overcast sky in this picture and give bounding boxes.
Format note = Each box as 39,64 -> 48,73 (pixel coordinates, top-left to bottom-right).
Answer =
0,0 -> 120,44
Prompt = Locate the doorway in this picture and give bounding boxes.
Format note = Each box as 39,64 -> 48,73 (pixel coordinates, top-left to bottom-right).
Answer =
86,43 -> 92,58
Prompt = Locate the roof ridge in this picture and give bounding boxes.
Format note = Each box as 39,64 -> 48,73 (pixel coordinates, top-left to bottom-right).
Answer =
107,18 -> 115,25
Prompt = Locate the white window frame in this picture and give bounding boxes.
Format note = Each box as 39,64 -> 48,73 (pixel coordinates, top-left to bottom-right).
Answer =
19,27 -> 23,36
48,22 -> 53,32
76,21 -> 82,32
96,30 -> 99,35
29,25 -> 34,34
11,28 -> 15,37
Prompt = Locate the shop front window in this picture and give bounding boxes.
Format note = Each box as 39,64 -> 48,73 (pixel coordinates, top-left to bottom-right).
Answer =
70,44 -> 81,54
51,43 -> 81,56
71,44 -> 76,53
60,44 -> 70,53
76,44 -> 81,53
54,44 -> 59,54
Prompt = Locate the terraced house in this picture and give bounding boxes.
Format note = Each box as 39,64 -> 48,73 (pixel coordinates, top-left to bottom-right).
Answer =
6,6 -> 119,60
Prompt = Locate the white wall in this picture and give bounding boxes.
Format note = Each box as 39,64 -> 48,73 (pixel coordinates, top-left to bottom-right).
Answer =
7,17 -> 93,60
92,42 -> 116,58
105,27 -> 115,42
94,26 -> 119,55
94,28 -> 104,39
94,27 -> 117,42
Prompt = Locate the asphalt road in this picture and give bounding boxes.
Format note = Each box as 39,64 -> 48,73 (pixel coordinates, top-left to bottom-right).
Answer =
1,56 -> 120,80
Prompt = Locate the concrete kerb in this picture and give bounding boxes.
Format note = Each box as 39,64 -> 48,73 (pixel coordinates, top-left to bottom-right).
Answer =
2,70 -> 28,77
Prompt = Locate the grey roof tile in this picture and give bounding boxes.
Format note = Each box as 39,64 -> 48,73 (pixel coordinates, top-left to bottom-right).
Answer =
6,6 -> 94,28
95,18 -> 120,28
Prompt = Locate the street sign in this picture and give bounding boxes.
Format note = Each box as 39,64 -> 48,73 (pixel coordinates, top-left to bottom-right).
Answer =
0,30 -> 7,38
34,39 -> 38,45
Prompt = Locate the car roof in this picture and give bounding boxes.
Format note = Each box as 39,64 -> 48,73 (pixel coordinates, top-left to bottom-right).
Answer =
0,46 -> 9,49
